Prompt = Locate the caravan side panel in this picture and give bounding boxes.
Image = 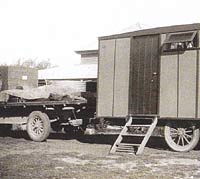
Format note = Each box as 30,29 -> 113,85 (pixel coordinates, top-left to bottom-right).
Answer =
178,51 -> 196,118
160,54 -> 178,118
198,50 -> 200,118
97,39 -> 115,117
113,38 -> 130,117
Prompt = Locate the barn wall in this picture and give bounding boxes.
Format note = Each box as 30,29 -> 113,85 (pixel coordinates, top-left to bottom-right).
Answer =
113,38 -> 130,117
97,39 -> 115,117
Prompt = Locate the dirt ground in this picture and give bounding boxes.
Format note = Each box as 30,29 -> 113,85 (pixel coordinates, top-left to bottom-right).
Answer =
0,132 -> 200,179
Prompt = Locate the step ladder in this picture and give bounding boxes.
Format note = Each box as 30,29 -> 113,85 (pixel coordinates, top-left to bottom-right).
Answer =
110,115 -> 158,155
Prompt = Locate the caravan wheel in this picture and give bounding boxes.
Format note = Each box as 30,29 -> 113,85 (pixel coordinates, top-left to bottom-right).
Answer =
164,122 -> 199,152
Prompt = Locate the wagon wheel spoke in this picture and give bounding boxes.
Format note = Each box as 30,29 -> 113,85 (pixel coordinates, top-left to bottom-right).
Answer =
177,135 -> 181,145
181,136 -> 185,146
170,131 -> 178,134
170,132 -> 178,137
170,128 -> 178,134
170,128 -> 178,132
170,128 -> 178,137
183,135 -> 190,144
185,133 -> 193,139
185,130 -> 193,134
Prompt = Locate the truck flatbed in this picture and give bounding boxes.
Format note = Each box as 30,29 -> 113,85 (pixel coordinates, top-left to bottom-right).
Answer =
0,98 -> 88,142
0,100 -> 84,107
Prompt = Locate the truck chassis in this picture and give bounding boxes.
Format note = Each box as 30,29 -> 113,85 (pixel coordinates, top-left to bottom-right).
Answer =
0,100 -> 88,141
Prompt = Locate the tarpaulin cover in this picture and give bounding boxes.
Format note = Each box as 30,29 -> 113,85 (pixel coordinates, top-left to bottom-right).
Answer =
0,84 -> 86,103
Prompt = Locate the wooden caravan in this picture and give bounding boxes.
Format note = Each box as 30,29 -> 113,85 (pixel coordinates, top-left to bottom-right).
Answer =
97,23 -> 200,153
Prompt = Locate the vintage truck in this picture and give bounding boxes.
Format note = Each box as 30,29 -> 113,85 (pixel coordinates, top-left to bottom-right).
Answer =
0,66 -> 92,142
0,85 -> 93,142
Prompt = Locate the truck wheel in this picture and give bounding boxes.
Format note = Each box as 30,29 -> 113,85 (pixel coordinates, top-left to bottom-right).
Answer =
27,111 -> 50,142
164,122 -> 199,152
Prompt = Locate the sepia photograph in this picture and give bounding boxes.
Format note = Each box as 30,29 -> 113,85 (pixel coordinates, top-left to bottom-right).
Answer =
0,0 -> 200,178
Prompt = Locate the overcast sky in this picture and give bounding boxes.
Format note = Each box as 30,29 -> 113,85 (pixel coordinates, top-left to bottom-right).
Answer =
0,0 -> 199,67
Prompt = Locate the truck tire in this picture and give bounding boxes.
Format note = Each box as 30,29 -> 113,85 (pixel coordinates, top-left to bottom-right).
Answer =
164,122 -> 199,152
27,111 -> 50,142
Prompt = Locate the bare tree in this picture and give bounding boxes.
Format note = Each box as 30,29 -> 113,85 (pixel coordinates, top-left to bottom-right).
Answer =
13,58 -> 56,70
21,59 -> 36,68
36,59 -> 52,69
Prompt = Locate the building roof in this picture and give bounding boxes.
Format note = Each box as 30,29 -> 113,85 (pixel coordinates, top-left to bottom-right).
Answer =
99,23 -> 200,40
38,64 -> 97,80
117,23 -> 151,34
75,49 -> 98,55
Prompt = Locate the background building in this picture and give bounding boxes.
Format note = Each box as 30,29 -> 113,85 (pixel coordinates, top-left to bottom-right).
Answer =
38,47 -> 98,93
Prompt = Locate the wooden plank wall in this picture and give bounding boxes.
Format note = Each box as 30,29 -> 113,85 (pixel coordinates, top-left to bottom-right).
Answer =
198,30 -> 200,118
113,38 -> 130,117
160,34 -> 198,118
97,39 -> 115,117
97,38 -> 131,117
178,51 -> 196,118
160,54 -> 178,117
129,35 -> 159,115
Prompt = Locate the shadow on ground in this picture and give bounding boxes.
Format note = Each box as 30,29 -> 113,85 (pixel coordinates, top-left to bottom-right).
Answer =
78,134 -> 170,150
1,130 -> 200,151
0,130 -> 169,150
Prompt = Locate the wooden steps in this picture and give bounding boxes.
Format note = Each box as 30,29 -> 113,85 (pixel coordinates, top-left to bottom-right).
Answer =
110,115 -> 158,155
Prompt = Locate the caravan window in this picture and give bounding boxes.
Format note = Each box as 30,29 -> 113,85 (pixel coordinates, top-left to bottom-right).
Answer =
162,31 -> 198,52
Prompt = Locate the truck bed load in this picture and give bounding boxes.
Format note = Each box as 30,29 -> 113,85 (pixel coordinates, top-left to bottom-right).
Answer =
0,84 -> 87,103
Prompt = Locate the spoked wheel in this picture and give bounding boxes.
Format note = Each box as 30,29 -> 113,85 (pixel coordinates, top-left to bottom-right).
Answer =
27,111 -> 50,142
164,122 -> 200,152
